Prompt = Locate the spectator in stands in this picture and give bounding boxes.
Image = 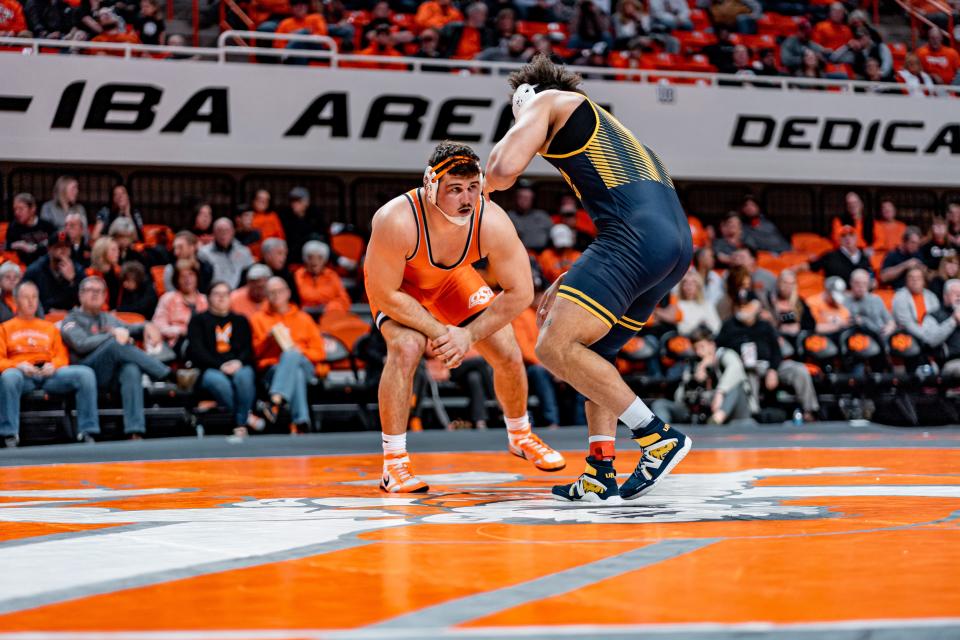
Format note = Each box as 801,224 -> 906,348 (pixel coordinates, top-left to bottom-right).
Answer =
880,226 -> 924,290
651,0 -> 692,31
63,212 -> 91,267
831,191 -> 868,249
251,277 -> 326,433
612,0 -> 651,49
117,261 -> 158,319
734,247 -> 777,297
830,27 -> 893,81
652,327 -> 753,425
230,263 -> 271,316
556,194 -> 596,250
259,238 -> 299,305
153,259 -> 208,349
447,2 -> 495,60
295,241 -> 350,316
538,225 -> 581,285
871,198 -> 905,252
249,190 -> 285,241
199,218 -> 254,289
478,32 -> 530,63
531,32 -> 567,63
104,217 -> 141,267
716,44 -> 757,79
40,176 -> 86,230
274,0 -> 326,44
0,0 -> 29,36
926,279 -> 960,377
917,27 -> 960,85
355,24 -> 405,67
24,0 -> 74,39
677,269 -> 721,336
708,0 -> 761,34
87,237 -> 122,309
493,7 -> 518,41
90,8 -> 141,53
807,276 -> 852,335
780,19 -> 828,74
279,187 -> 327,264
754,48 -> 784,77
24,232 -> 83,313
845,268 -> 895,337
948,202 -> 960,244
929,255 -> 960,301
0,263 -> 22,323
713,211 -> 754,267
813,3 -> 852,51
72,0 -> 106,40
191,202 -> 214,244
740,195 -> 790,254
507,182 -> 553,252
413,27 -> 447,69
93,185 -> 144,242
693,247 -> 725,306
859,57 -> 897,92
61,276 -> 171,439
164,33 -> 198,60
568,0 -> 612,49
187,281 -> 262,437
322,0 -> 355,51
718,266 -> 753,320
892,266 -> 950,345
766,269 -> 816,343
898,53 -> 937,96
703,26 -> 736,71
794,48 -> 825,80
163,231 -> 214,294
0,281 -> 99,448
921,217 -> 957,271
234,209 -> 263,256
415,0 -> 463,31
359,1 -> 392,45
718,287 -> 820,421
7,193 -> 55,266
808,224 -> 873,285
134,0 -> 165,45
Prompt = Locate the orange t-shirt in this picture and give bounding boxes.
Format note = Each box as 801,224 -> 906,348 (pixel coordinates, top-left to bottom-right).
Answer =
872,220 -> 906,252
806,294 -> 852,326
344,44 -> 405,70
414,1 -> 464,30
250,304 -> 326,373
912,292 -> 927,323
252,211 -> 285,240
294,267 -> 350,311
229,288 -> 265,318
0,317 -> 69,369
0,0 -> 27,33
453,26 -> 482,60
916,45 -> 960,85
537,248 -> 582,284
511,307 -> 540,366
812,20 -> 853,51
273,13 -> 328,46
250,0 -> 291,26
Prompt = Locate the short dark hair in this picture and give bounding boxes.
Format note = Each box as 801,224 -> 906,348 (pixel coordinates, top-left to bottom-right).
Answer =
508,54 -> 584,94
690,325 -> 715,344
427,141 -> 481,178
120,260 -> 146,285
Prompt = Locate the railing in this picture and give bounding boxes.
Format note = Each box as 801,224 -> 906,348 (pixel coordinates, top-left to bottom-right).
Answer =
2,34 -> 960,97
895,0 -> 955,49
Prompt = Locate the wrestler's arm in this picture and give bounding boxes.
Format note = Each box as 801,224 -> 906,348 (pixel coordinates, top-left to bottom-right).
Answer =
466,204 -> 534,340
365,202 -> 448,340
484,96 -> 552,193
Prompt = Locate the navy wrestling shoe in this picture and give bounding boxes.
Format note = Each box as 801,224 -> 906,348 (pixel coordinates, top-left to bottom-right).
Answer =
552,457 -> 619,502
619,417 -> 692,500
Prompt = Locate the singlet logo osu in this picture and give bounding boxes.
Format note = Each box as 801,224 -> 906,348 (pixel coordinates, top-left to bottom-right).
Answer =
468,286 -> 495,309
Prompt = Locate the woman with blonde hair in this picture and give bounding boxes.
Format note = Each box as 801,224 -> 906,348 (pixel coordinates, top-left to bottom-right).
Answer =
766,269 -> 815,344
86,236 -> 122,309
40,176 -> 87,230
677,268 -> 721,336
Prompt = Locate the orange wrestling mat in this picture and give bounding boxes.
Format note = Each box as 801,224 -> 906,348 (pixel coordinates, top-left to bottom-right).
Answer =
0,437 -> 958,639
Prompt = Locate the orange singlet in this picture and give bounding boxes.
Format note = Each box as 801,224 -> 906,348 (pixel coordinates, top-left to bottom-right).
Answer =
367,188 -> 494,330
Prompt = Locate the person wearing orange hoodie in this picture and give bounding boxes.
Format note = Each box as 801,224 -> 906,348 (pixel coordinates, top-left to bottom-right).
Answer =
0,281 -> 99,447
414,0 -> 463,31
295,240 -> 350,315
251,276 -> 325,433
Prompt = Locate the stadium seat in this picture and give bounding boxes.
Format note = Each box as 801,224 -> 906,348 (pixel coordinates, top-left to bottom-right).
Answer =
115,311 -> 147,325
875,287 -> 895,312
870,250 -> 887,273
151,265 -> 167,296
797,271 -> 825,298
675,30 -> 716,54
331,232 -> 366,267
689,9 -> 710,30
778,251 -> 809,269
143,224 -> 173,248
791,233 -> 833,258
757,251 -> 786,273
0,223 -> 7,245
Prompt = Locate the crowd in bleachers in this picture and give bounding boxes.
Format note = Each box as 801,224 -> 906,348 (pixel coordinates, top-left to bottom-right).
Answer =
2,0 -> 959,90
3,174 -> 960,446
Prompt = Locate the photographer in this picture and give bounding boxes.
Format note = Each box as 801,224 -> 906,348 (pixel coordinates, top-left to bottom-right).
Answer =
652,326 -> 753,425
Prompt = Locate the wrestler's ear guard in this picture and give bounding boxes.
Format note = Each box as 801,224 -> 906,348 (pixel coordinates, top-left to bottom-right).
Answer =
512,83 -> 539,119
423,156 -> 484,206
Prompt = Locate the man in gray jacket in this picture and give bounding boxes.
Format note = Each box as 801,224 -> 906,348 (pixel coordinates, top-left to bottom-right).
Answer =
60,276 -> 172,438
198,218 -> 254,289
891,266 -> 958,347
844,269 -> 895,337
928,280 -> 960,377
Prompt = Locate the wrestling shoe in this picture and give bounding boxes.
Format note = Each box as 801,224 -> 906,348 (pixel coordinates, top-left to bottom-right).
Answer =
551,457 -> 618,502
619,417 -> 692,500
509,432 -> 566,471
380,453 -> 429,493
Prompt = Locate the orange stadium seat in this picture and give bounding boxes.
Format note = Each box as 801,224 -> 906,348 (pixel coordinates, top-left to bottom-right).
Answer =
870,250 -> 887,274
143,224 -> 174,248
779,251 -> 809,270
0,223 -> 7,245
689,8 -> 710,30
675,30 -> 716,54
44,310 -> 67,325
115,312 -> 147,325
797,271 -> 825,299
791,233 -> 833,258
331,232 -> 366,266
151,265 -> 167,296
757,251 -> 785,273
875,287 -> 895,311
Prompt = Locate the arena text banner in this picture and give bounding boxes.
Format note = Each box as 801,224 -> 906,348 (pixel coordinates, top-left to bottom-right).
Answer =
1,54 -> 958,186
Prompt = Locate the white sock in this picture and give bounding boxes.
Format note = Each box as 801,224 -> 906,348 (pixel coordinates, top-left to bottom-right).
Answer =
619,397 -> 654,432
504,414 -> 530,432
382,432 -> 407,457
588,435 -> 615,444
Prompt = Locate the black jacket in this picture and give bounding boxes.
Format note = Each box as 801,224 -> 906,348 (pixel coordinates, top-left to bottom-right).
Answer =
24,254 -> 83,312
186,311 -> 254,370
716,316 -> 782,370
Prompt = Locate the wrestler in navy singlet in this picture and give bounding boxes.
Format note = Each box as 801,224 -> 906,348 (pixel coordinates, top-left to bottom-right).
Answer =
542,97 -> 693,359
